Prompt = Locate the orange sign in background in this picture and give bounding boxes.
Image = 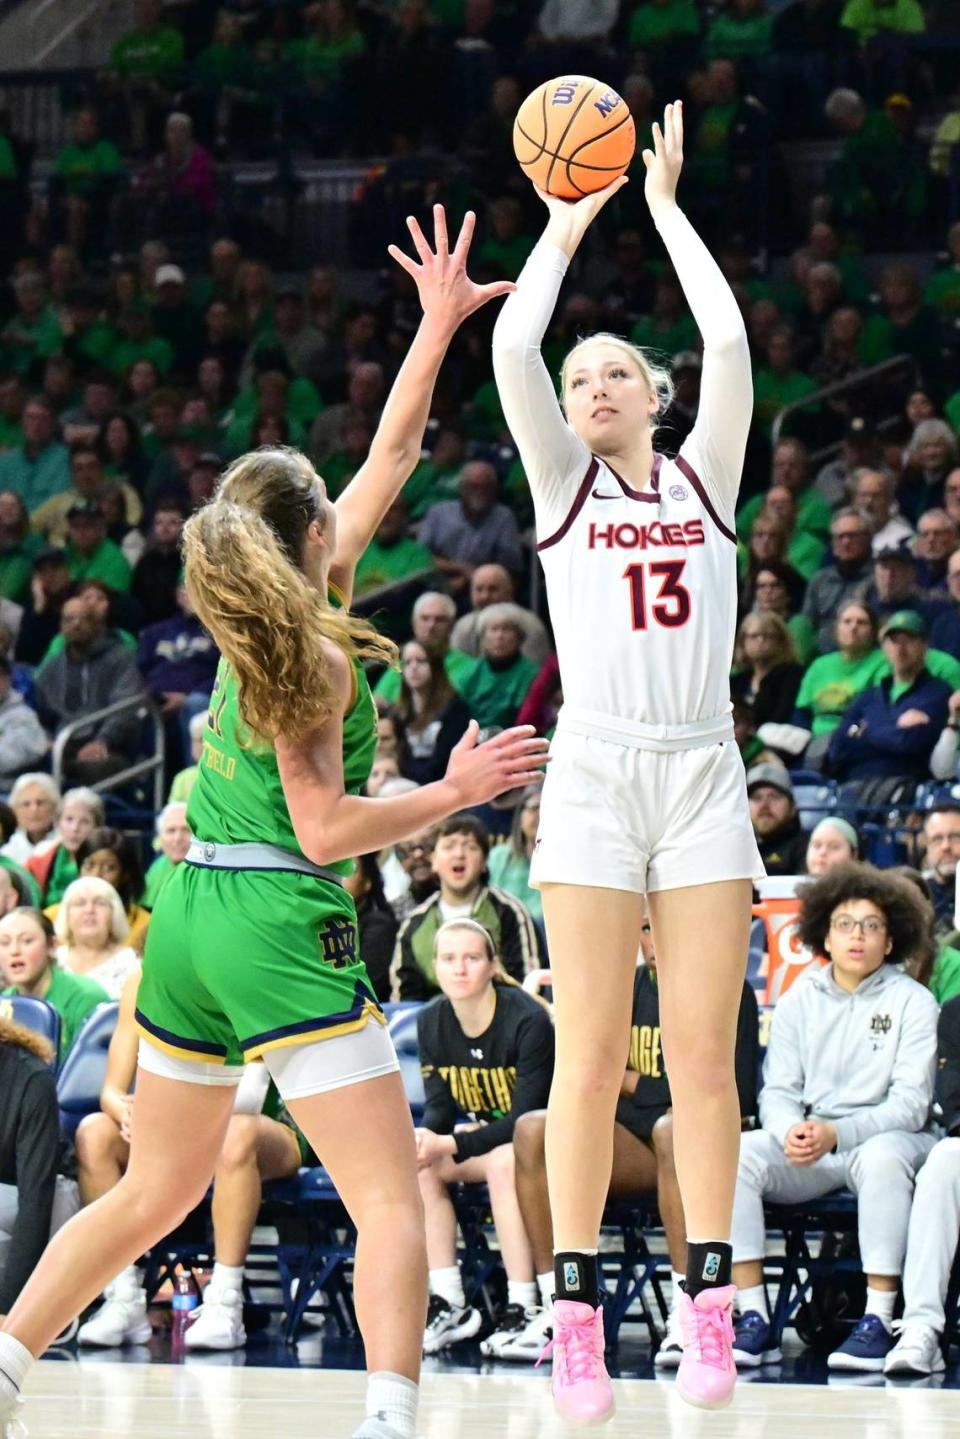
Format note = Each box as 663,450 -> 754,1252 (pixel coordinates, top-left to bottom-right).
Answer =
752,899 -> 826,1005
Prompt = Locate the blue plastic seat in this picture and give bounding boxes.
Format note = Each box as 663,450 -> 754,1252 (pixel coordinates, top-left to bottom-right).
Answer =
387,1005 -> 425,1118
0,995 -> 60,1065
56,1002 -> 119,1136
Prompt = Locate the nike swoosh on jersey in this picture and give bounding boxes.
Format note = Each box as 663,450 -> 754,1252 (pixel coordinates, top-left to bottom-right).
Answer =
591,489 -> 621,499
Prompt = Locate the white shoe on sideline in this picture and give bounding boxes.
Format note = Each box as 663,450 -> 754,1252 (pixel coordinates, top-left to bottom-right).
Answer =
480,1304 -> 551,1360
77,1273 -> 152,1347
884,1323 -> 945,1377
654,1306 -> 684,1369
183,1282 -> 246,1350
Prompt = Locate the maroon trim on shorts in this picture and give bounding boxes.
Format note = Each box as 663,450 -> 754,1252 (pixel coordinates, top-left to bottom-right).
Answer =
537,457 -> 599,551
673,454 -> 737,545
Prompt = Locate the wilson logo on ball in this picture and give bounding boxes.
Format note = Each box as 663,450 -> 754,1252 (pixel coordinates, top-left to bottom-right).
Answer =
513,74 -> 636,201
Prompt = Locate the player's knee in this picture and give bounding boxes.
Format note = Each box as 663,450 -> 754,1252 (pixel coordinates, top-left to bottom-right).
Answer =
75,1112 -> 122,1167
563,1052 -> 627,1103
485,1144 -> 516,1193
663,1034 -> 734,1099
651,1113 -> 675,1168
216,1114 -> 260,1173
513,1110 -> 547,1171
916,1139 -> 960,1196
417,1162 -> 448,1200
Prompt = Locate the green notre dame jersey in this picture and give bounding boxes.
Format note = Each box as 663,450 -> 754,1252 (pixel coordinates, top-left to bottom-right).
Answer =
188,644 -> 377,879
135,593 -> 386,1068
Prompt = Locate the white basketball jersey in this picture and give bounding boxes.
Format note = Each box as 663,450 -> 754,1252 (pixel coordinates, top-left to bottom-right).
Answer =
537,447 -> 737,731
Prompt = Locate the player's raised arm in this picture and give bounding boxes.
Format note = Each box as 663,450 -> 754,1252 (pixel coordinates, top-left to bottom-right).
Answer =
643,101 -> 752,511
330,205 -> 513,601
491,181 -> 627,520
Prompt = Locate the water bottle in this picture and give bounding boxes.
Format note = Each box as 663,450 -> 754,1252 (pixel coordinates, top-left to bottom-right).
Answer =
170,1268 -> 198,1354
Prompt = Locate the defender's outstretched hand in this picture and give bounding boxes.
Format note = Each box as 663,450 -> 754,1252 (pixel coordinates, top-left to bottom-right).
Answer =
388,204 -> 515,330
444,721 -> 549,809
643,100 -> 684,220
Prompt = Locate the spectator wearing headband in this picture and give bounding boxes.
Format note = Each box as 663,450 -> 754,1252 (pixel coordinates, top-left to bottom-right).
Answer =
805,817 -> 860,876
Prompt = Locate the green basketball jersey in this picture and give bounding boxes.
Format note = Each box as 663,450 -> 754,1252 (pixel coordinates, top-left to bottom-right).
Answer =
187,605 -> 377,879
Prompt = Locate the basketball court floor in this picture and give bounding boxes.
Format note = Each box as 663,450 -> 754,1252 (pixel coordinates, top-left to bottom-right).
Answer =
18,1344 -> 960,1438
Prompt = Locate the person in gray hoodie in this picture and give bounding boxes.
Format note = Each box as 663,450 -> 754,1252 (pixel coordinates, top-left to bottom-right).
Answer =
33,593 -> 143,784
729,863 -> 939,1374
0,657 -> 48,779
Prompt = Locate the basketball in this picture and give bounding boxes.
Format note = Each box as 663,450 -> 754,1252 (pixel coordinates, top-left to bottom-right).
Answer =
513,75 -> 636,200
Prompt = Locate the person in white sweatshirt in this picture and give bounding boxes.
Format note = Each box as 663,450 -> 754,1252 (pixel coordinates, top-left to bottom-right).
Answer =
729,862 -> 939,1374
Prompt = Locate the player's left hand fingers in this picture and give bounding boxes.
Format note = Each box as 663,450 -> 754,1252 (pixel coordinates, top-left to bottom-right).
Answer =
451,209 -> 476,267
386,243 -> 420,278
651,120 -> 665,157
432,202 -> 449,261
471,281 -> 518,307
405,213 -> 433,265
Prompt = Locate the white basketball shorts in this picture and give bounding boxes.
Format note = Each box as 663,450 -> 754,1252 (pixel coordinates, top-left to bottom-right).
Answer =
529,712 -> 765,896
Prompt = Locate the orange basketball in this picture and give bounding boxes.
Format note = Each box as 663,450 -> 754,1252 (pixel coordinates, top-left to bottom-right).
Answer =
513,75 -> 636,200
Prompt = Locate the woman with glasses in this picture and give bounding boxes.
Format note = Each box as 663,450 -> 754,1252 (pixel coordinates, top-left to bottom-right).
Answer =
55,875 -> 140,999
729,862 -> 939,1374
744,561 -> 815,666
730,614 -> 803,729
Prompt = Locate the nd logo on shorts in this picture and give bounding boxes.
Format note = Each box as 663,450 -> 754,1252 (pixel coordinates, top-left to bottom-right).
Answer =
318,919 -> 358,969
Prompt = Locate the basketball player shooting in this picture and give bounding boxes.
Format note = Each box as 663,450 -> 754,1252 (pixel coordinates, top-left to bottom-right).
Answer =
492,100 -> 764,1418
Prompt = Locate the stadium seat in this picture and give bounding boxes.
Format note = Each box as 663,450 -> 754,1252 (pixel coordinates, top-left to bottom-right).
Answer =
387,1004 -> 425,1120
261,1167 -> 358,1342
791,775 -> 839,831
746,916 -> 767,991
0,995 -> 60,1065
56,1002 -> 119,1137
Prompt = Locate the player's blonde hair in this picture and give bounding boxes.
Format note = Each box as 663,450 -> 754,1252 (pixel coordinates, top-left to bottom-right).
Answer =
559,333 -> 675,432
182,446 -> 397,745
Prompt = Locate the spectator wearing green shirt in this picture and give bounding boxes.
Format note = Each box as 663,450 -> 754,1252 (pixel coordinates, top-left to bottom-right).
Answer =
478,197 -> 536,279
630,273 -> 697,359
62,500 -> 132,592
486,786 -> 543,925
1,275 -> 63,382
401,426 -> 468,517
0,397 -> 71,512
108,303 -> 173,381
460,605 -> 539,732
0,493 -> 40,603
737,437 -> 833,546
792,600 -> 887,736
857,264 -> 944,380
375,591 -> 477,704
51,108 -> 125,257
840,0 -> 925,43
285,2 -> 367,84
0,905 -> 109,1061
0,375 -> 25,452
142,801 -> 191,909
748,487 -> 825,580
824,86 -> 915,237
752,326 -> 820,438
108,0 -> 185,151
704,0 -> 774,61
353,501 -> 434,597
924,222 -> 960,318
628,0 -> 701,51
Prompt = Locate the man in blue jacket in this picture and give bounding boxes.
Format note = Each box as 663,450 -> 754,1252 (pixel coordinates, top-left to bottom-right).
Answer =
827,609 -> 951,799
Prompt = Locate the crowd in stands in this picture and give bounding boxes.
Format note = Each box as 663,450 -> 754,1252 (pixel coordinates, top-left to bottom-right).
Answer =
1,0 -> 960,1385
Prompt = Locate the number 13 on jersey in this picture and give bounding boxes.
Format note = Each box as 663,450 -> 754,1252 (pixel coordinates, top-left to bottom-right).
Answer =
623,560 -> 691,630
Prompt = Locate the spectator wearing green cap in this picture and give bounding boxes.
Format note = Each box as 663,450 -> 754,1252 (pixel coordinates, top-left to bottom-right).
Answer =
827,610 -> 952,799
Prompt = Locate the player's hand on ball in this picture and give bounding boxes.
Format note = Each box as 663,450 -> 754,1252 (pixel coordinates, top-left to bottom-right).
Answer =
444,720 -> 549,807
642,100 -> 684,220
535,175 -> 628,257
387,204 -> 516,329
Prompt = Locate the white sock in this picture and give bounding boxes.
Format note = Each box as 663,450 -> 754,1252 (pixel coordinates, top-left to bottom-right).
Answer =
738,1284 -> 769,1322
0,1332 -> 34,1400
365,1371 -> 418,1439
211,1262 -> 244,1290
429,1265 -> 465,1309
508,1280 -> 538,1311
670,1270 -> 685,1310
537,1272 -> 554,1310
865,1287 -> 896,1330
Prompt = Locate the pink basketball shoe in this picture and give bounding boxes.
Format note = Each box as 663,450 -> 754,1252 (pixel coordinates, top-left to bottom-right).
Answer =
676,1284 -> 737,1409
538,1299 -> 615,1426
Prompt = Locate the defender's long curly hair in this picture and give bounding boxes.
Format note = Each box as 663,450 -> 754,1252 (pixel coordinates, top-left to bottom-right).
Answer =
182,446 -> 397,744
796,861 -> 932,970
